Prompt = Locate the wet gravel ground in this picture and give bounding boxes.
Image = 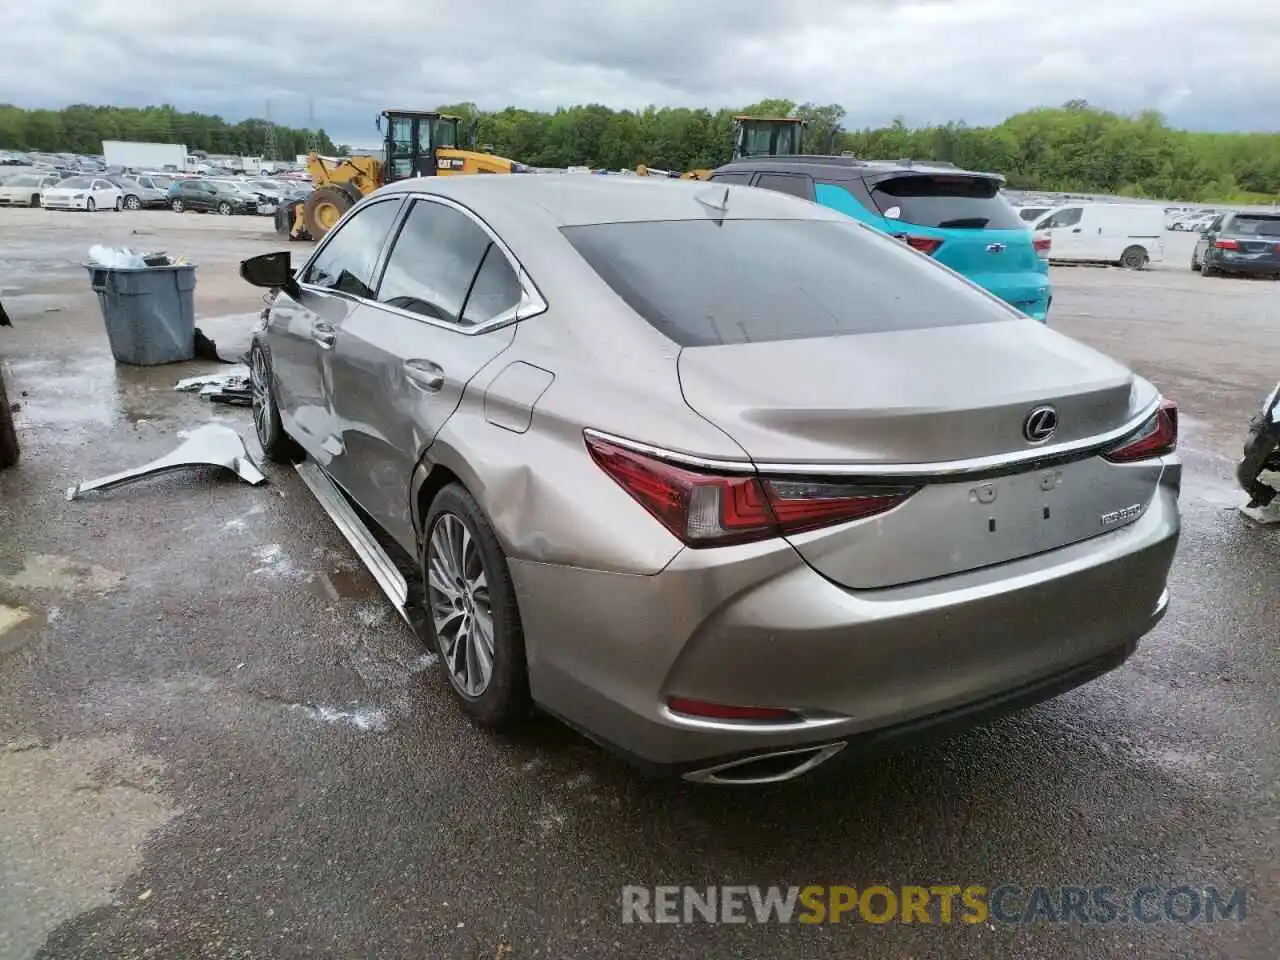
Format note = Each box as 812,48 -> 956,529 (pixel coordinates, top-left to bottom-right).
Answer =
0,209 -> 1277,959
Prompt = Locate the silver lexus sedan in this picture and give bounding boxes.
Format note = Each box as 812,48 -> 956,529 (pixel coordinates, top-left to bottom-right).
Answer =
240,174 -> 1181,785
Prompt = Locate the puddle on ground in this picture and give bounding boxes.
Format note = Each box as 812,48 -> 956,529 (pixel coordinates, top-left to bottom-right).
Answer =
0,554 -> 125,594
0,734 -> 181,960
321,567 -> 382,601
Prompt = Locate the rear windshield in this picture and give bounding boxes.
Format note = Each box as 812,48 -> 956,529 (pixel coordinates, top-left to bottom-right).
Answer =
869,174 -> 1024,230
561,219 -> 1014,347
1226,214 -> 1280,237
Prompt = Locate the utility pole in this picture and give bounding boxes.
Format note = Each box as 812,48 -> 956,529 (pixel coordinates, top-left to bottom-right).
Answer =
263,99 -> 279,162
307,99 -> 319,155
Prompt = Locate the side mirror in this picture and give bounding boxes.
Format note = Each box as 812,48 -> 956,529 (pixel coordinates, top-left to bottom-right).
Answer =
241,252 -> 297,295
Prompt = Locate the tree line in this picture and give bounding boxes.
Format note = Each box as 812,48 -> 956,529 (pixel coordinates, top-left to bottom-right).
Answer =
2,98 -> 1277,202
0,104 -> 337,162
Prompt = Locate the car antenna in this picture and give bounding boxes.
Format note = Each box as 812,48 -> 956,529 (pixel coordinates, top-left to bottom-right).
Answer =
695,185 -> 731,221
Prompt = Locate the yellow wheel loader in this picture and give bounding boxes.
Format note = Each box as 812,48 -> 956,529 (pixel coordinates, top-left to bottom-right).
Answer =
635,116 -> 807,180
280,110 -> 530,242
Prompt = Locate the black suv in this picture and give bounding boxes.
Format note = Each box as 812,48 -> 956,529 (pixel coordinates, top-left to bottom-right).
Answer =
168,179 -> 258,215
1193,209 -> 1280,278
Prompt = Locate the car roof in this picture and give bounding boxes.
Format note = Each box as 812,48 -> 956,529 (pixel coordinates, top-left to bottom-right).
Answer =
714,155 -> 1005,183
372,174 -> 850,228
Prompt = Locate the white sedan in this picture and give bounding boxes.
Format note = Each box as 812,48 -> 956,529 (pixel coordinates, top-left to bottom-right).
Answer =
40,176 -> 123,212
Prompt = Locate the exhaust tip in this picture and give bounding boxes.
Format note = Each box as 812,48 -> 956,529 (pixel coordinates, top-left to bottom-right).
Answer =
682,742 -> 847,786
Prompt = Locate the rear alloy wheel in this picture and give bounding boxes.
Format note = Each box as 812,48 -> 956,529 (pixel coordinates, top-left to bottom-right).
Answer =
1120,245 -> 1148,270
217,201 -> 232,216
171,199 -> 183,212
421,484 -> 530,728
124,194 -> 141,210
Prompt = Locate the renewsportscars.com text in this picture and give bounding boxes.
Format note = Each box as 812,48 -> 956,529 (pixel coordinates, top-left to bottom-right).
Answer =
621,884 -> 1248,925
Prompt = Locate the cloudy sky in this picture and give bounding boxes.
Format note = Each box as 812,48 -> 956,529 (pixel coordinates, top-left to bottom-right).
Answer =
2,0 -> 1278,143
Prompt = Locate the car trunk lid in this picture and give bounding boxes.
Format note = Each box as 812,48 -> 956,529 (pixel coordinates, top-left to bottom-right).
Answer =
677,325 -> 1162,588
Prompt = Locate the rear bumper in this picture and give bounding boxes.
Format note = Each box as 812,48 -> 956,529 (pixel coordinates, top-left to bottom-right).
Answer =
1207,254 -> 1280,276
516,466 -> 1180,774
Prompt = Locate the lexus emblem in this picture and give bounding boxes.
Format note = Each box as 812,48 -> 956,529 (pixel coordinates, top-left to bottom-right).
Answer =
986,242 -> 1006,254
1023,406 -> 1058,443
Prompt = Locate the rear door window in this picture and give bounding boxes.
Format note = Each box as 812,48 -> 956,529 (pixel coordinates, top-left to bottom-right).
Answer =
376,198 -> 500,325
562,218 -> 1013,348
869,174 -> 1024,230
752,172 -> 814,200
708,171 -> 754,185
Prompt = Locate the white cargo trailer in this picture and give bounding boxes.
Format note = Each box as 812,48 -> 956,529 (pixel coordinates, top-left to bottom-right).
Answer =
102,140 -> 187,173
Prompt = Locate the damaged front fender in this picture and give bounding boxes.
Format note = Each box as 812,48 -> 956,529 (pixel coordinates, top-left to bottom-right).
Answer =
65,423 -> 266,501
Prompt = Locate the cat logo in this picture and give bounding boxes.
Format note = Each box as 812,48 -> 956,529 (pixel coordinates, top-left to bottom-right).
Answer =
438,158 -> 465,170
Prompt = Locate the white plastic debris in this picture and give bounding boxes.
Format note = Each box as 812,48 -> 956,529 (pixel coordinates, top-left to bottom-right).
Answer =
87,245 -> 148,269
174,364 -> 250,393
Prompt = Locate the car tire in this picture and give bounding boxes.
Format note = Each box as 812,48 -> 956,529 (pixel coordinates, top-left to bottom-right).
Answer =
0,363 -> 19,470
248,340 -> 304,464
217,202 -> 232,216
124,194 -> 141,210
1120,245 -> 1148,270
1190,256 -> 1201,272
86,198 -> 96,213
113,196 -> 122,212
171,199 -> 183,212
420,483 -> 530,729
1202,261 -> 1218,277
29,194 -> 40,208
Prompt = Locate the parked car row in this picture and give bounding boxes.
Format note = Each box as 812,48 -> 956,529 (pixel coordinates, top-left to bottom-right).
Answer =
165,175 -> 310,217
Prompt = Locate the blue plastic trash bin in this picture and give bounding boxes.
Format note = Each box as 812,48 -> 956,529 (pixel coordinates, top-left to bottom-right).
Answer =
86,263 -> 198,366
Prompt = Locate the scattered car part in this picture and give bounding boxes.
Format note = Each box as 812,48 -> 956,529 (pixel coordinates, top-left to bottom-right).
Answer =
1238,380 -> 1280,523
0,299 -> 17,469
64,424 -> 265,501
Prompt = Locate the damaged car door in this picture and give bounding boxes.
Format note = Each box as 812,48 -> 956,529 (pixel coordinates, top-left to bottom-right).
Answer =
268,196 -> 404,465
327,196 -> 524,550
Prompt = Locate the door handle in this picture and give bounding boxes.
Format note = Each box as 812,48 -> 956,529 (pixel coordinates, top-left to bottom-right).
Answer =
1071,227 -> 1082,233
312,322 -> 336,349
404,359 -> 444,392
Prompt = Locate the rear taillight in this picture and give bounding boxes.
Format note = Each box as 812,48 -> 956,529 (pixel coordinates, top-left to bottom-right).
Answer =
584,434 -> 917,548
893,233 -> 943,256
1102,399 -> 1178,463
1033,233 -> 1052,258
1215,238 -> 1239,250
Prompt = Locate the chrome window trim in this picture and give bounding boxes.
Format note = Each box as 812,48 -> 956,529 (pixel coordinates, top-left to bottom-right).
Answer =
583,398 -> 1163,480
296,191 -> 547,337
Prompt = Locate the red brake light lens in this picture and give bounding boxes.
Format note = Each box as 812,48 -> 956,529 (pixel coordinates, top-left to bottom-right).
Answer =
1103,399 -> 1178,463
584,435 -> 918,548
893,233 -> 943,256
1215,238 -> 1239,250
1033,233 -> 1052,258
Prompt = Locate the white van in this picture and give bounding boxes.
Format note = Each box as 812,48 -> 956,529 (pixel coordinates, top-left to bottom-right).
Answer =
1033,203 -> 1166,269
